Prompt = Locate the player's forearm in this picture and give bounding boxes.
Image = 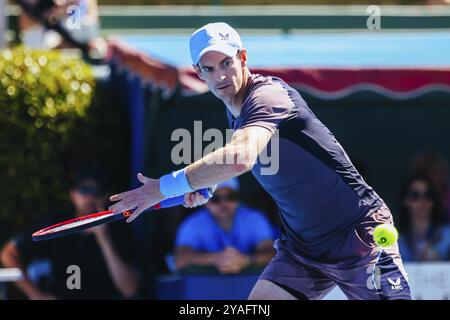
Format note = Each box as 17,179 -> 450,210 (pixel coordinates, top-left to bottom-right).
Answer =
184,143 -> 255,191
157,127 -> 269,198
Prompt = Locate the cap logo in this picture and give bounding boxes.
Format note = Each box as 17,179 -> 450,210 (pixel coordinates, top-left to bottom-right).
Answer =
219,32 -> 229,41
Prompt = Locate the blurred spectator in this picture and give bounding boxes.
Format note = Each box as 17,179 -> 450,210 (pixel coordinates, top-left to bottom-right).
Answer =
411,151 -> 450,223
17,0 -> 100,49
173,178 -> 275,274
397,174 -> 450,262
0,168 -> 141,299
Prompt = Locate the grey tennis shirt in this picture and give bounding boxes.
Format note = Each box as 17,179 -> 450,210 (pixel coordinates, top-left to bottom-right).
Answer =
226,73 -> 383,258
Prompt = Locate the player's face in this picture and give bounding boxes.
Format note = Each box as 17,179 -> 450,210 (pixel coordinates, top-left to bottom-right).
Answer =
404,180 -> 434,221
70,179 -> 102,216
196,50 -> 247,105
206,188 -> 239,222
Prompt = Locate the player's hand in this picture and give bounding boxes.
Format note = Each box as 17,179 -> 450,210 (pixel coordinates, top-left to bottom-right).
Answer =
183,185 -> 217,208
183,191 -> 209,208
108,173 -> 164,223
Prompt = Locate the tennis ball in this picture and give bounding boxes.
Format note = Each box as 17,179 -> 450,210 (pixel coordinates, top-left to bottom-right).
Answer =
373,224 -> 398,247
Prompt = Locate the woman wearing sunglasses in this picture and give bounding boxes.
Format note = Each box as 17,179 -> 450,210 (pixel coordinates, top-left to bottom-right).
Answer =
397,174 -> 450,262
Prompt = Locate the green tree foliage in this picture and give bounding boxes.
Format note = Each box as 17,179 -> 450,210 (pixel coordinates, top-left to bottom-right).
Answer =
0,46 -> 129,242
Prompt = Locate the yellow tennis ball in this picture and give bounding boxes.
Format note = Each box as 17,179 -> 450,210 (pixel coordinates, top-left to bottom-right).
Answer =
373,224 -> 398,247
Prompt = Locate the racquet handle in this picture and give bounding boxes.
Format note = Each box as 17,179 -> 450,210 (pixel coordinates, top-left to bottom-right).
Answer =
111,187 -> 213,218
151,187 -> 213,210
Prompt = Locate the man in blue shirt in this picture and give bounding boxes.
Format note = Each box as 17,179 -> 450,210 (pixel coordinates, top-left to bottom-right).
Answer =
174,179 -> 274,274
109,23 -> 412,300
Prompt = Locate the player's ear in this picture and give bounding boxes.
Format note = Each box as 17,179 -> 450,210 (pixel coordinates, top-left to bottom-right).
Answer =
239,49 -> 247,67
193,64 -> 205,80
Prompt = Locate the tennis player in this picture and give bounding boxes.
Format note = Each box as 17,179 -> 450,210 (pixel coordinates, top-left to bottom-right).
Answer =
109,22 -> 411,300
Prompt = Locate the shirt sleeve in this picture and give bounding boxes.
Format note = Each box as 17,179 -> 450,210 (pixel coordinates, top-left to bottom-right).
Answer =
239,83 -> 293,134
175,217 -> 202,251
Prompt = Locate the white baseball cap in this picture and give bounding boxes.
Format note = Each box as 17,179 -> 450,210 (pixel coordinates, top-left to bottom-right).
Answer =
189,22 -> 243,66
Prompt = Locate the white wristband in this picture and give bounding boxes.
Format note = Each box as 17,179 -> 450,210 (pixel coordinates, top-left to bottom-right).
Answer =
159,168 -> 194,198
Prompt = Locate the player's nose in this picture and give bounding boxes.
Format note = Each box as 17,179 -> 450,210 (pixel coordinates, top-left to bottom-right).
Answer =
214,70 -> 227,82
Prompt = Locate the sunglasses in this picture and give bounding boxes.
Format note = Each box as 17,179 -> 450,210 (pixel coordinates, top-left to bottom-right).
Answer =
210,193 -> 239,203
406,189 -> 433,201
76,186 -> 101,196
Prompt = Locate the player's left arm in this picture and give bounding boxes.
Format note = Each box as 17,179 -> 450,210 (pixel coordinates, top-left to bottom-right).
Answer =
109,126 -> 273,222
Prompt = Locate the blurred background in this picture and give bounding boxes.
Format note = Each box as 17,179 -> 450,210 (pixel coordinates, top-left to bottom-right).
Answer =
1,0 -> 450,300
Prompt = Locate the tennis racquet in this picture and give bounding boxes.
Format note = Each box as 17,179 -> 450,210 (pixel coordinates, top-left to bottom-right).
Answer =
32,188 -> 212,242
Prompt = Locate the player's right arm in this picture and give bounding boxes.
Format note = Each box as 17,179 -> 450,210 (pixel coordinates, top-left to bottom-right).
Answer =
109,125 -> 273,221
182,125 -> 273,208
185,125 -> 273,190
